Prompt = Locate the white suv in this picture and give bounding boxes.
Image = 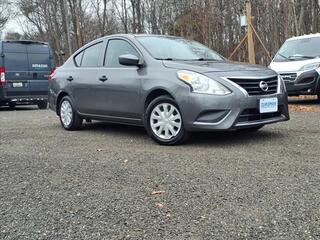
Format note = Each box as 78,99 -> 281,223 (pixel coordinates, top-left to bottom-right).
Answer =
269,34 -> 320,99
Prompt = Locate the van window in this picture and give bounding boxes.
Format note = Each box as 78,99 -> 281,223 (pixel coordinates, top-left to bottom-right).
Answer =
81,42 -> 103,67
4,52 -> 29,71
104,39 -> 140,67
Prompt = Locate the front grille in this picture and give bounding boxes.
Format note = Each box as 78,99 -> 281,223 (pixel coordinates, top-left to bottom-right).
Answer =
228,76 -> 278,96
280,73 -> 297,82
237,107 -> 282,123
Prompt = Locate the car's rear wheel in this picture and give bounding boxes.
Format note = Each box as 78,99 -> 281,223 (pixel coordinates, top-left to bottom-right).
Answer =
59,96 -> 82,130
145,95 -> 188,145
37,100 -> 48,109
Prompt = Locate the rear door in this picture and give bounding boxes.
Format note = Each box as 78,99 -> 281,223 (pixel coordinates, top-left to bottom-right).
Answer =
27,43 -> 52,97
3,42 -> 30,98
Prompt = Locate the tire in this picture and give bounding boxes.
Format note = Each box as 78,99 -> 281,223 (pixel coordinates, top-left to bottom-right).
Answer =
238,125 -> 264,132
37,100 -> 48,109
8,102 -> 16,108
58,96 -> 82,130
144,95 -> 188,145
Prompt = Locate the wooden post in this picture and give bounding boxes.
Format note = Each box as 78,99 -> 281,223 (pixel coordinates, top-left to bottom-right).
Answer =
246,2 -> 256,64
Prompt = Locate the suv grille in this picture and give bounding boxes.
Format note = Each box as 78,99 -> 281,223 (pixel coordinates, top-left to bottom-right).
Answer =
280,73 -> 297,82
228,76 -> 278,96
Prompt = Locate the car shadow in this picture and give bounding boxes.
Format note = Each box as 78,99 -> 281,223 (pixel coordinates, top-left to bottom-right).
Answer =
0,105 -> 39,111
80,121 -> 286,146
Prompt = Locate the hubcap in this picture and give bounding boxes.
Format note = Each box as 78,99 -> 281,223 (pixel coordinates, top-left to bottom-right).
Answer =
150,103 -> 182,140
60,100 -> 73,127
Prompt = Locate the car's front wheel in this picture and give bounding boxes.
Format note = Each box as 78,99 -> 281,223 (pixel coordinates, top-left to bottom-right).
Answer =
145,95 -> 188,145
59,96 -> 82,130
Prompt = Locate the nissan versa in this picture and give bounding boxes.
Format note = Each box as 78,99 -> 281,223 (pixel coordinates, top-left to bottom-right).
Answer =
48,34 -> 289,145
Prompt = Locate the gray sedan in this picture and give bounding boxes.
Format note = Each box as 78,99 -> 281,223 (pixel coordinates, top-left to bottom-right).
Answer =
48,34 -> 289,145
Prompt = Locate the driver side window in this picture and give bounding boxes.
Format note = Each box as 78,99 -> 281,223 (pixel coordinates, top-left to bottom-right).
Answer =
104,39 -> 139,67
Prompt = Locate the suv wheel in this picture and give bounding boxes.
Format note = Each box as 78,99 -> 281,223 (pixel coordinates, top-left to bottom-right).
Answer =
37,100 -> 48,109
145,95 -> 188,145
59,96 -> 82,130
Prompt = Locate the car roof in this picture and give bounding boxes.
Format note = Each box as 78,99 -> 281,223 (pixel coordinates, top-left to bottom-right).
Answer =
102,33 -> 183,40
287,33 -> 320,41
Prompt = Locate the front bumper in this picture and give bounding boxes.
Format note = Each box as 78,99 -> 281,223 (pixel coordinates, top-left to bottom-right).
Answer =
281,70 -> 320,95
178,91 -> 289,132
0,90 -> 48,105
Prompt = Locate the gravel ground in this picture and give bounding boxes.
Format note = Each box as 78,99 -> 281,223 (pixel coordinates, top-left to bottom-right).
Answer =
0,103 -> 320,240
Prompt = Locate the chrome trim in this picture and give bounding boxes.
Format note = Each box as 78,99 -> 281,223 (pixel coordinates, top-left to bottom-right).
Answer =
221,77 -> 248,96
193,111 -> 232,126
78,111 -> 142,122
222,75 -> 279,97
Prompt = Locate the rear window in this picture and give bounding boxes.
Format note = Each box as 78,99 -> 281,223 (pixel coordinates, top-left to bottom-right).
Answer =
78,42 -> 103,67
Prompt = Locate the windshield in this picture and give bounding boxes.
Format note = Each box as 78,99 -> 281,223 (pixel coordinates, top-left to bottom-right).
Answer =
274,37 -> 320,62
137,36 -> 224,61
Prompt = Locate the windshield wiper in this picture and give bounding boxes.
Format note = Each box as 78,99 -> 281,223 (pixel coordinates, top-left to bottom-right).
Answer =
155,58 -> 174,61
277,53 -> 292,61
289,55 -> 316,60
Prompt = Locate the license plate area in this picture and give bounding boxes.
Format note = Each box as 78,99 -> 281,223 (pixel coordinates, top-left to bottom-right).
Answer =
12,82 -> 24,88
259,98 -> 278,113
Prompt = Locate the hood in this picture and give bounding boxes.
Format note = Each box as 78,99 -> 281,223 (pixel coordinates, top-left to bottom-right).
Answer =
162,60 -> 267,73
269,58 -> 320,73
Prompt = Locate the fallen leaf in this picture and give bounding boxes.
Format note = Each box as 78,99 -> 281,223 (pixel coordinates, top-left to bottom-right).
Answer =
150,190 -> 166,196
155,203 -> 164,209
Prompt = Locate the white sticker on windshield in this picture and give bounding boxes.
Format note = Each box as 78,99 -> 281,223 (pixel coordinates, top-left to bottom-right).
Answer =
32,64 -> 48,68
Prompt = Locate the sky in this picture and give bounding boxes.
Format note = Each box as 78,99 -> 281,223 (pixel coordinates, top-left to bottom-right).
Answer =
1,18 -> 23,39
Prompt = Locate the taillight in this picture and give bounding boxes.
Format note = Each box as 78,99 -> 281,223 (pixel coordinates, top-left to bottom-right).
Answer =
48,68 -> 56,81
0,67 -> 5,86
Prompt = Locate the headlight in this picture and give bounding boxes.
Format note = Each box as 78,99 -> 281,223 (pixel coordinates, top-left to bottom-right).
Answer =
177,70 -> 231,95
300,62 -> 320,71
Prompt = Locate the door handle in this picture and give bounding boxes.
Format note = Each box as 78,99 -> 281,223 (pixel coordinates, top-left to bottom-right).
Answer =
66,76 -> 74,81
99,75 -> 108,82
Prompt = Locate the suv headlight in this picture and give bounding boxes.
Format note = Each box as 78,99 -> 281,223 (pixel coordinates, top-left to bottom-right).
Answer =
300,62 -> 320,71
177,70 -> 231,95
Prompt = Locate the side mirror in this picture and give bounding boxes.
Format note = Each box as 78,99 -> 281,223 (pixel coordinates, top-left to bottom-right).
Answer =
119,54 -> 143,67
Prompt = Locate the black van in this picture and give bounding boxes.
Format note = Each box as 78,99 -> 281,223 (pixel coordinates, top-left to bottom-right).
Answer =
0,40 -> 54,109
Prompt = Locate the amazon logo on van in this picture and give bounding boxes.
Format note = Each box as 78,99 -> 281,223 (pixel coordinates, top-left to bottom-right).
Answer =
32,64 -> 48,68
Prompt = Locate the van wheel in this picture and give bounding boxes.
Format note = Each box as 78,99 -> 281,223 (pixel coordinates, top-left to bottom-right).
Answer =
37,101 -> 48,109
145,95 -> 188,145
8,102 -> 16,108
59,96 -> 82,130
